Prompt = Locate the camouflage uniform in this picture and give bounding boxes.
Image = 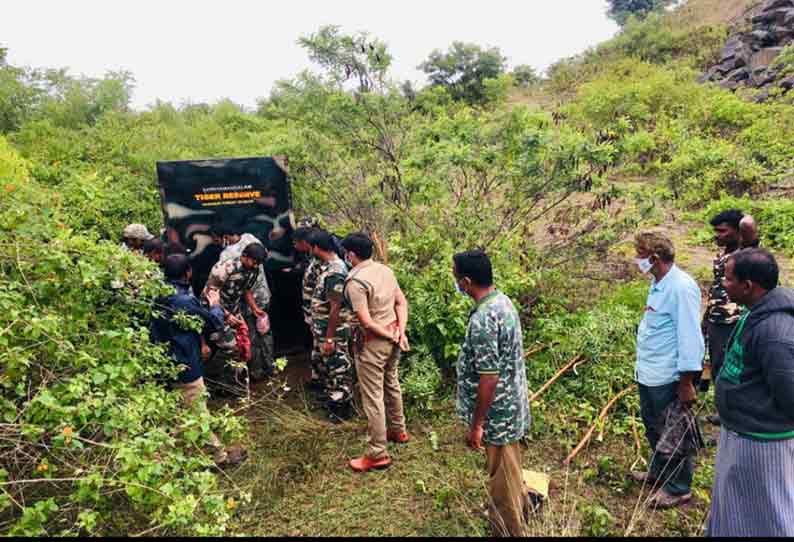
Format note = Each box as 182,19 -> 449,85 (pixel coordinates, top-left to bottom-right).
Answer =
203,255 -> 261,395
303,257 -> 329,387
215,235 -> 274,380
457,290 -> 531,537
311,257 -> 354,411
705,246 -> 754,379
706,249 -> 744,326
456,291 -> 530,445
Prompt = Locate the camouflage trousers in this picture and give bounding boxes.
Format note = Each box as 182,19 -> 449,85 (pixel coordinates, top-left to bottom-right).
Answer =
205,318 -> 249,397
244,313 -> 275,381
310,332 -> 327,390
204,345 -> 248,398
322,337 -> 354,409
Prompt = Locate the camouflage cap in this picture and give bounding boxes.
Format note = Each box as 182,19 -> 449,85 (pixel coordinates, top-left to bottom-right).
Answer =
297,216 -> 321,229
123,223 -> 154,241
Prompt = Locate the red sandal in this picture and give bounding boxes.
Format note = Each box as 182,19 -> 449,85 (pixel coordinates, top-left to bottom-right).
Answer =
349,455 -> 392,472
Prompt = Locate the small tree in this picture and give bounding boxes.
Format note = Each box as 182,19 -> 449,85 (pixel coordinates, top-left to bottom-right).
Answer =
512,64 -> 540,88
418,42 -> 506,105
606,0 -> 676,26
297,25 -> 391,94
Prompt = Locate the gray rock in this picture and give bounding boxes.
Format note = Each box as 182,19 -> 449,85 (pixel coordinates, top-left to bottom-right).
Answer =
721,38 -> 751,61
719,79 -> 742,91
754,89 -> 770,103
752,7 -> 794,24
719,56 -> 749,73
726,68 -> 751,83
751,69 -> 780,87
764,0 -> 794,10
698,66 -> 722,83
769,26 -> 794,42
750,47 -> 784,71
749,30 -> 775,46
781,76 -> 794,91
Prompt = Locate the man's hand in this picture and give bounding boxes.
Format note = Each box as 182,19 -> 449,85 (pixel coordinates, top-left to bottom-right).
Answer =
200,340 -> 211,361
226,313 -> 244,328
467,424 -> 484,450
398,332 -> 411,352
678,379 -> 697,406
206,288 -> 221,307
257,196 -> 277,208
321,339 -> 336,357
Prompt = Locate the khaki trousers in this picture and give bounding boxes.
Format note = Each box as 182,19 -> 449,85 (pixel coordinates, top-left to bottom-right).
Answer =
485,442 -> 529,538
175,377 -> 227,463
355,337 -> 406,459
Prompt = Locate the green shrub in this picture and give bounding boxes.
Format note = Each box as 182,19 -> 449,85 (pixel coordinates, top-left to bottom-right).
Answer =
695,196 -> 794,257
0,137 -> 245,535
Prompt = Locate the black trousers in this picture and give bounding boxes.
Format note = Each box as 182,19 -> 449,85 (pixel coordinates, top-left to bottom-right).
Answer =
708,321 -> 736,378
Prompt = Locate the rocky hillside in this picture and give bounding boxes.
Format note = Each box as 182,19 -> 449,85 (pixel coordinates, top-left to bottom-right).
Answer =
700,0 -> 794,99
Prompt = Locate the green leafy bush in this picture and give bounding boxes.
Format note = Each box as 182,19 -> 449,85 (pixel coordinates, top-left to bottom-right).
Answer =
695,196 -> 794,257
0,137 -> 245,535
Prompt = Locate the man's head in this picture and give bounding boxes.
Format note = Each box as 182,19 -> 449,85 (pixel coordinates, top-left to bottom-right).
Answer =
164,241 -> 187,258
634,231 -> 675,275
710,209 -> 744,248
123,223 -> 154,251
142,238 -> 165,265
310,230 -> 337,260
297,216 -> 321,230
293,227 -> 317,254
209,224 -> 226,246
240,243 -> 267,270
341,233 -> 374,267
163,253 -> 192,282
221,227 -> 242,248
723,248 -> 778,307
452,250 -> 493,297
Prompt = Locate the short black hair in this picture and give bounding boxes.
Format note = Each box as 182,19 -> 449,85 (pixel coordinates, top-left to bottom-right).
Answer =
164,241 -> 187,257
293,227 -> 316,242
710,209 -> 744,230
242,243 -> 267,263
164,253 -> 191,280
310,230 -> 336,252
142,238 -> 164,255
341,233 -> 374,260
729,248 -> 778,291
453,250 -> 493,287
210,224 -> 229,237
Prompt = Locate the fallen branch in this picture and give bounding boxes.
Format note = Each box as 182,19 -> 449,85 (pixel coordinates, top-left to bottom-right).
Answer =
524,343 -> 548,359
563,385 -> 635,466
530,355 -> 584,402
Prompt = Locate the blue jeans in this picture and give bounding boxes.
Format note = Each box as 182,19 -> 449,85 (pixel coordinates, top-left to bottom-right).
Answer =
638,382 -> 693,496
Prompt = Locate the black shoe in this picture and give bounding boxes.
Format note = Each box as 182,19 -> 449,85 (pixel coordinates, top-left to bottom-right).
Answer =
327,403 -> 354,424
306,379 -> 324,392
706,414 -> 721,426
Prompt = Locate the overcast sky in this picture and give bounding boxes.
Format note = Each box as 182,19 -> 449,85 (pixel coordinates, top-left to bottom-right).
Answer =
2,1 -> 619,110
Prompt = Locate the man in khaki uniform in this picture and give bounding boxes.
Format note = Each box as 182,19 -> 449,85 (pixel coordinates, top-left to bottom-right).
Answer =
341,233 -> 410,472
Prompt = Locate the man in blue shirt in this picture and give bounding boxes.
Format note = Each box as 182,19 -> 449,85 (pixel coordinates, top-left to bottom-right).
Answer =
150,254 -> 247,467
630,231 -> 704,508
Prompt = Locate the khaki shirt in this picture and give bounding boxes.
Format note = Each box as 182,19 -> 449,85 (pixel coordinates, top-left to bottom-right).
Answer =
345,259 -> 399,326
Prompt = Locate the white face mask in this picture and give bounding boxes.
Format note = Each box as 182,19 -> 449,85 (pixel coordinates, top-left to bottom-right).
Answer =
636,257 -> 654,274
454,278 -> 466,295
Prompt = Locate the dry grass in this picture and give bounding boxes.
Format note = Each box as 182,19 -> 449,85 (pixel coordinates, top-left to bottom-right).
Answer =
218,360 -> 719,537
668,0 -> 762,30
